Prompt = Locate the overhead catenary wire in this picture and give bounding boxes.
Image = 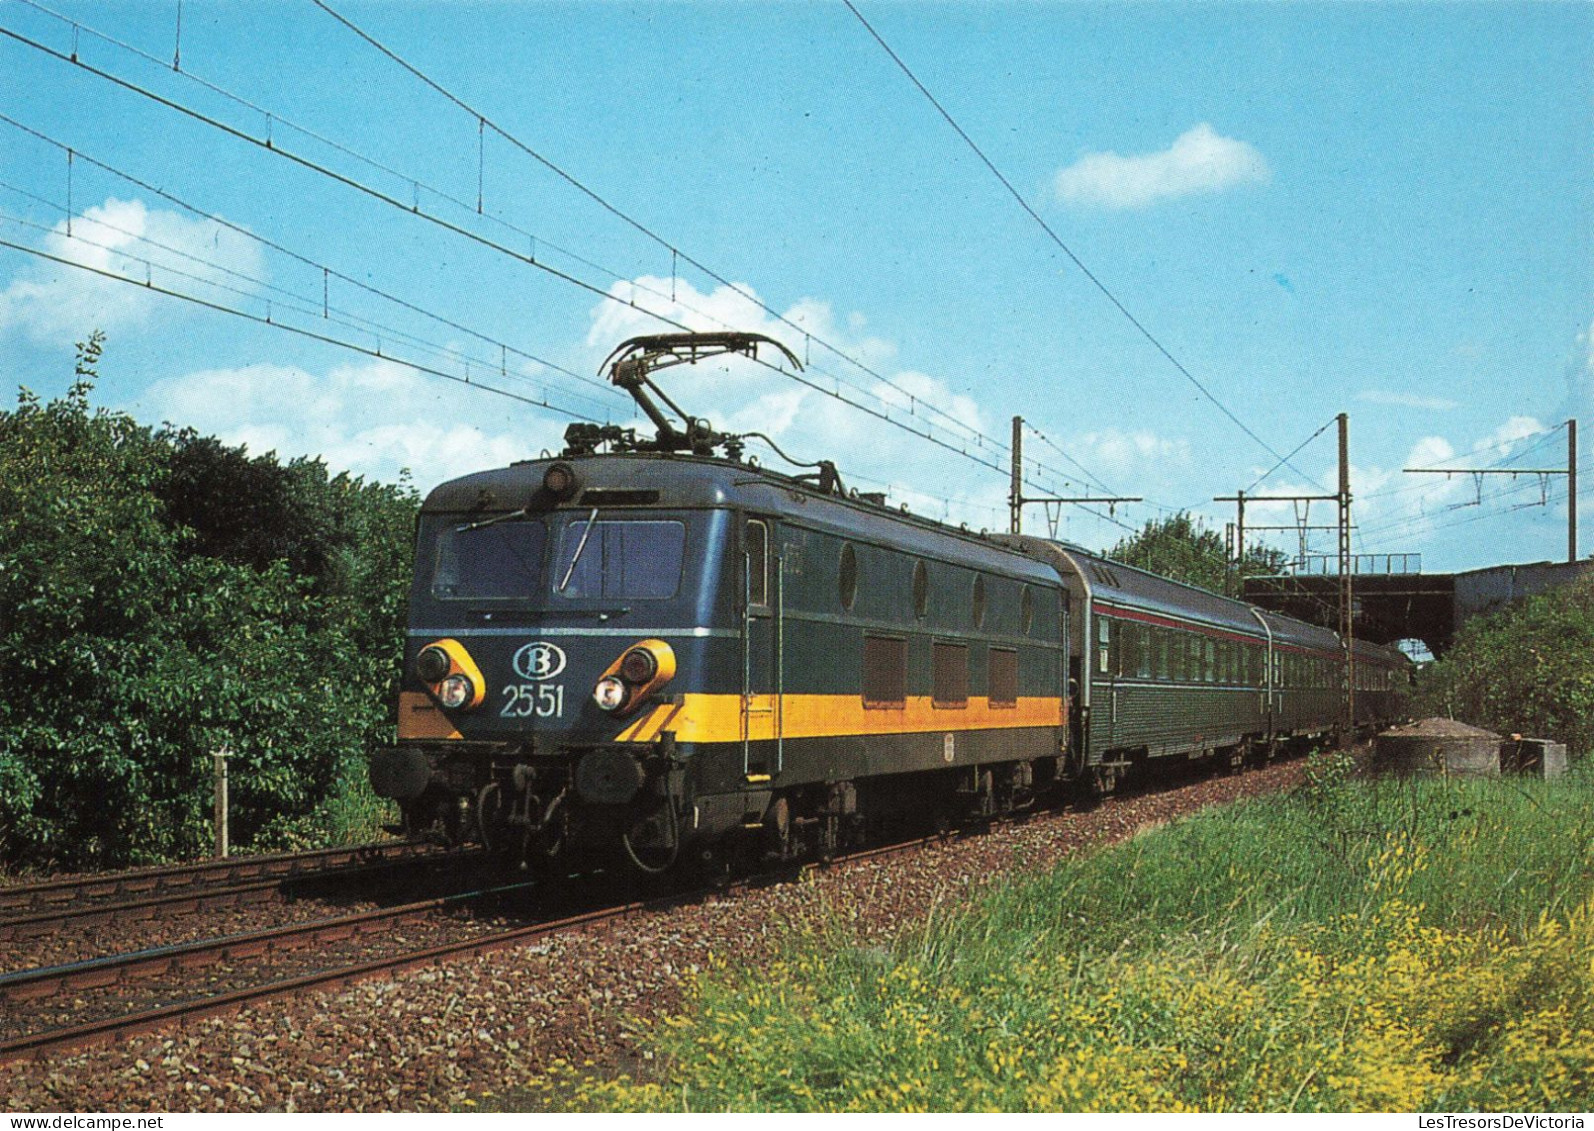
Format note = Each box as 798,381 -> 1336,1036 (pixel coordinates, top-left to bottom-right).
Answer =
0,112 -> 625,408
0,234 -> 597,420
1242,417 -> 1337,495
1357,421 -> 1570,504
0,11 -> 1114,505
841,0 -> 1319,489
308,0 -> 1139,504
305,0 -> 1011,461
1353,474 -> 1569,543
12,0 -> 1001,460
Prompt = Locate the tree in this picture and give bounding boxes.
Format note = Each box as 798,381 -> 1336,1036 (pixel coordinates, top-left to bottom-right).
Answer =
1415,573 -> 1594,755
1104,512 -> 1287,593
0,338 -> 419,868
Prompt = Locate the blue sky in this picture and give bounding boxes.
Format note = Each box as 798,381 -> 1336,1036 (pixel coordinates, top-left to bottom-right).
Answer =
1,0 -> 1589,574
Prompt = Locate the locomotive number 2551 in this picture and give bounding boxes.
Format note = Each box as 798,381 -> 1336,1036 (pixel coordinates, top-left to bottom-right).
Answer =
500,684 -> 564,718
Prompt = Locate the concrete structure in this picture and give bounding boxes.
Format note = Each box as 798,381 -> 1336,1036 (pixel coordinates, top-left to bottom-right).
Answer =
1500,737 -> 1568,779
1244,558 -> 1594,656
1373,724 -> 1501,777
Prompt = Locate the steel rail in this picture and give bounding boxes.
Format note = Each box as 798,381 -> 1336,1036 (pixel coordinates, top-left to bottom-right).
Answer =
0,880 -> 537,1005
0,841 -> 436,913
0,848 -> 482,941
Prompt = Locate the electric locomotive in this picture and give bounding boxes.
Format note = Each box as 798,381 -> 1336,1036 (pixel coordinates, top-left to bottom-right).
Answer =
371,333 -> 1073,874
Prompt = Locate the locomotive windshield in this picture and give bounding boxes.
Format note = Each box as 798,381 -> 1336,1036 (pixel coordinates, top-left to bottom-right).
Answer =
431,519 -> 548,600
427,514 -> 686,601
550,518 -> 685,600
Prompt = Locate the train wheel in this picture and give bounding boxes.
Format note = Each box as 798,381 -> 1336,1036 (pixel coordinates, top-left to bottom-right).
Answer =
1091,765 -> 1120,797
764,796 -> 795,862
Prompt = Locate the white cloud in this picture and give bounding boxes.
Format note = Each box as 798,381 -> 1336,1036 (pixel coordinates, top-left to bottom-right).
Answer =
1070,428 -> 1191,479
0,198 -> 265,342
1052,124 -> 1270,210
1354,390 -> 1458,411
140,358 -> 564,488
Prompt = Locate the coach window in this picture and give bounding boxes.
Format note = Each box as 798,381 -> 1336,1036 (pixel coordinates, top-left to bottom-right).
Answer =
1097,618 -> 1111,675
1156,629 -> 1171,681
745,520 -> 769,608
839,542 -> 858,611
913,560 -> 929,620
972,574 -> 987,629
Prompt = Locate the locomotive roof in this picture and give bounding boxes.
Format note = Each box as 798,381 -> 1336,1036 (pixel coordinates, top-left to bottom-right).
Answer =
423,453 -> 1411,667
422,451 -> 1061,583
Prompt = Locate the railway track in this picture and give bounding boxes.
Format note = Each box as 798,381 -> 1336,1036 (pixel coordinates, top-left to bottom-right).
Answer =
0,818 -> 1005,1065
0,749 -> 1323,1067
0,842 -> 473,942
0,841 -> 441,914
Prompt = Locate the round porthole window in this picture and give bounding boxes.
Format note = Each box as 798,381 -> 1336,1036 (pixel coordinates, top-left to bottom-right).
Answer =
839,543 -> 858,610
912,560 -> 929,619
972,574 -> 986,629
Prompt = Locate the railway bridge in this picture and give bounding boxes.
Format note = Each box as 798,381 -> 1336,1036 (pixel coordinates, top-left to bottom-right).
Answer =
1243,558 -> 1593,657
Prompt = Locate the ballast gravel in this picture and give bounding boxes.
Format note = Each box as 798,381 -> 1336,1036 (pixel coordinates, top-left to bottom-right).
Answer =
3,758 -> 1310,1112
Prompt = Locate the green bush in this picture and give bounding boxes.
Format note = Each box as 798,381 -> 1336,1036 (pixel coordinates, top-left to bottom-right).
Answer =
1415,573 -> 1594,756
0,336 -> 417,868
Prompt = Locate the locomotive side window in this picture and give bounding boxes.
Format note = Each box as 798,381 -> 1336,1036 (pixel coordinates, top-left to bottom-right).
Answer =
1020,585 -> 1034,634
552,518 -> 685,600
839,543 -> 859,611
1097,617 -> 1111,674
862,634 -> 907,708
432,519 -> 548,600
972,574 -> 987,629
913,560 -> 929,620
746,519 -> 769,608
932,641 -> 970,708
989,647 -> 1019,707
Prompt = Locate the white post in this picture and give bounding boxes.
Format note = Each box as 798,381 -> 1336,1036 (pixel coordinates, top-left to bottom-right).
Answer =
213,747 -> 230,859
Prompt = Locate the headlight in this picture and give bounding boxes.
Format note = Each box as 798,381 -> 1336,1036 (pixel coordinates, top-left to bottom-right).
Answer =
438,673 -> 474,709
416,645 -> 452,683
592,676 -> 627,712
543,461 -> 579,499
619,647 -> 657,684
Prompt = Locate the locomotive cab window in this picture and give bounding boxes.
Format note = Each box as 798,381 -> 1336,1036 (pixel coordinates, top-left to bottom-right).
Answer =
552,517 -> 685,600
745,519 -> 769,608
431,518 -> 548,601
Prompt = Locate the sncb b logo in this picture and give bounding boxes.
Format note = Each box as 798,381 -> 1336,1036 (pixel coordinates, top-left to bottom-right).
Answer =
512,641 -> 567,681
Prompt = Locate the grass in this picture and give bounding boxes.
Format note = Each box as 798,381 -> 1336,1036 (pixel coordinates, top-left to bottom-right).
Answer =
526,754 -> 1594,1112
